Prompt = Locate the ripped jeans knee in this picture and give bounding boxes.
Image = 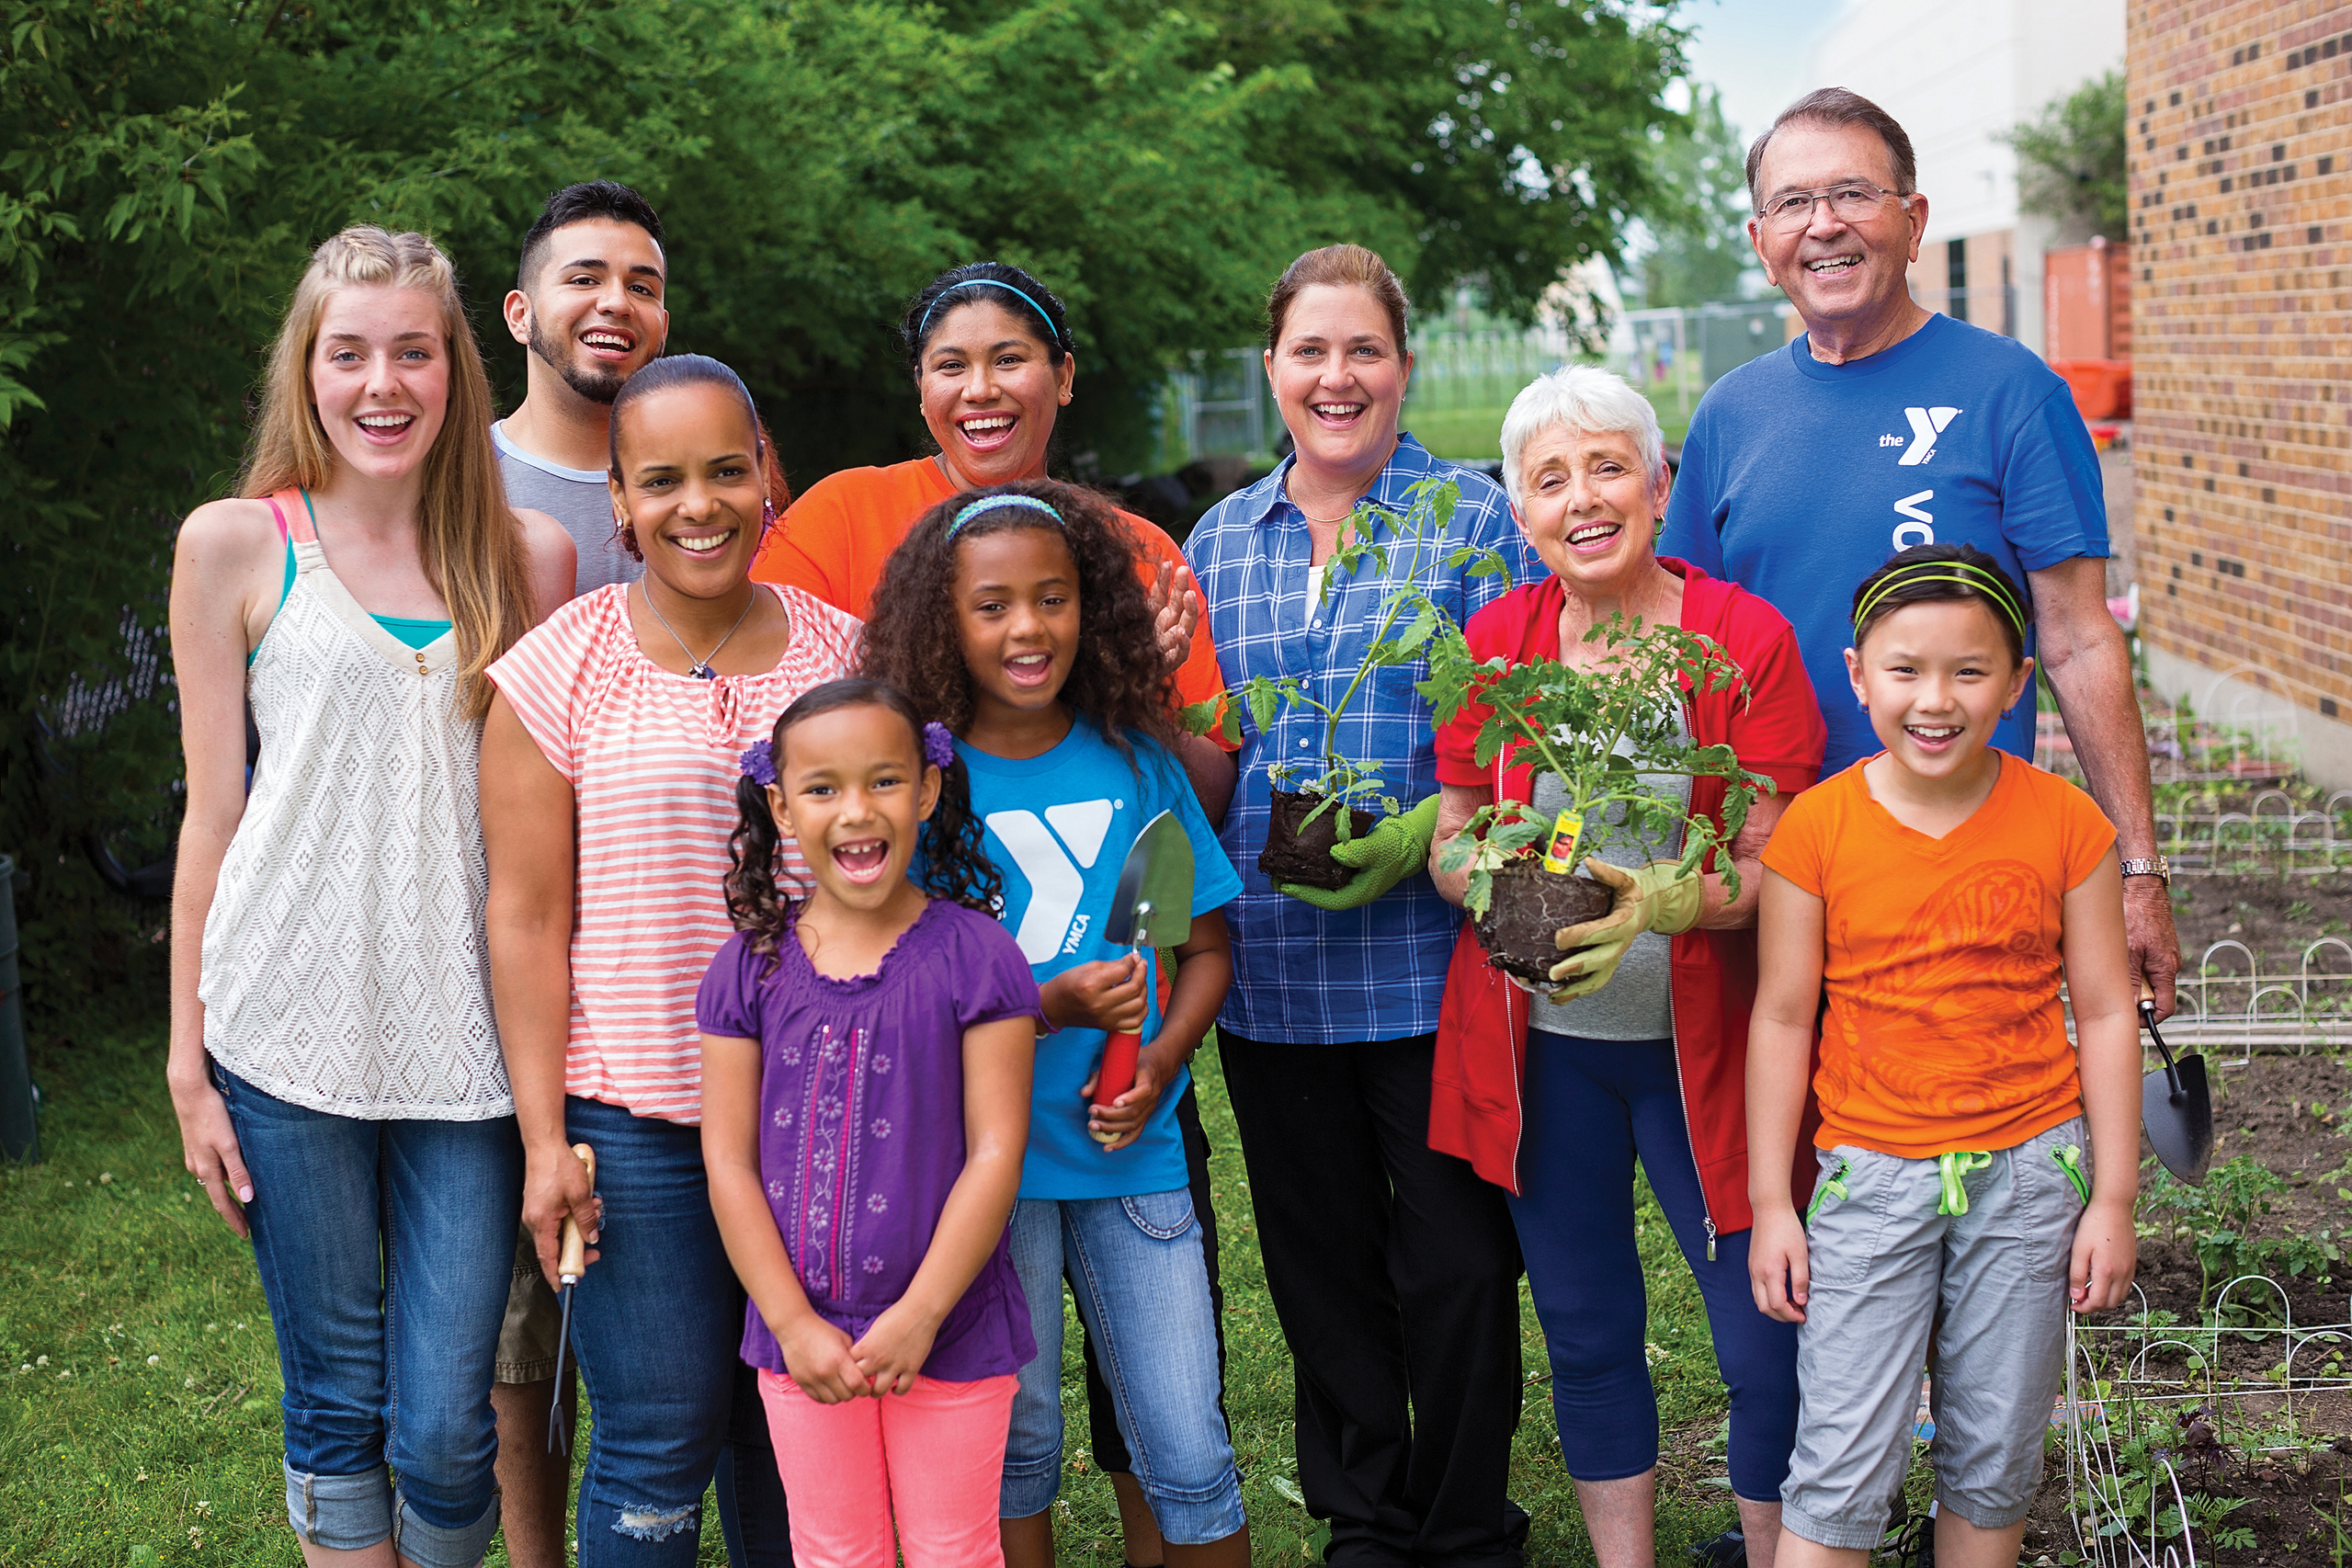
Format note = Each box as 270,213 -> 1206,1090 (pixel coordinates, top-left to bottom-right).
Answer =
612,1500 -> 702,1543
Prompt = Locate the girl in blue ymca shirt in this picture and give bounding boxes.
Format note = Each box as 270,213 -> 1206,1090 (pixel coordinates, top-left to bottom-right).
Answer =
861,479 -> 1252,1565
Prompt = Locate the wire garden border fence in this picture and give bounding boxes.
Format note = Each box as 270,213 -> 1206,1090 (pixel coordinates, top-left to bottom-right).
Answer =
2147,937 -> 2352,1055
2063,1277 -> 2352,1566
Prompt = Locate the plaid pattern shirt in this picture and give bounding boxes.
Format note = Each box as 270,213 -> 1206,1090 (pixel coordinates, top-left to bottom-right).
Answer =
1184,436 -> 1542,1044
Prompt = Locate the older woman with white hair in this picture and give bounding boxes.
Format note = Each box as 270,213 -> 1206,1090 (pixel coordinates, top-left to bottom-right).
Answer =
1425,367 -> 1825,1568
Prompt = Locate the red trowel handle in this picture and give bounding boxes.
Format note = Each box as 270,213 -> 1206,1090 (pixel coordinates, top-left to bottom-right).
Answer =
1091,1032 -> 1141,1144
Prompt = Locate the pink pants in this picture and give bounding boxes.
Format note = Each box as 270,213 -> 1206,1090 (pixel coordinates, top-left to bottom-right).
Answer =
757,1367 -> 1017,1568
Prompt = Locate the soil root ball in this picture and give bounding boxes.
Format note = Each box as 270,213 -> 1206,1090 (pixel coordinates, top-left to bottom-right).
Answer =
1472,858 -> 1615,983
1258,789 -> 1382,891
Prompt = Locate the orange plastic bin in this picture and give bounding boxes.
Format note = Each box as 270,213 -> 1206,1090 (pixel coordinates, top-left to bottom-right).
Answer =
2048,358 -> 2131,421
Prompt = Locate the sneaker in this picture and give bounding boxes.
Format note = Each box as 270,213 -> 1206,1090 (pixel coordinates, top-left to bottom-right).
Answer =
1686,1528 -> 1746,1568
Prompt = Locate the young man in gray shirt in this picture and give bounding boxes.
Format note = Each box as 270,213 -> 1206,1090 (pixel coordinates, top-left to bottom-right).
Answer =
494,179 -> 668,597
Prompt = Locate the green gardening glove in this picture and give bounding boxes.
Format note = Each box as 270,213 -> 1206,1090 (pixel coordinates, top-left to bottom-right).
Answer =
1277,795 -> 1442,912
1544,858 -> 1705,1001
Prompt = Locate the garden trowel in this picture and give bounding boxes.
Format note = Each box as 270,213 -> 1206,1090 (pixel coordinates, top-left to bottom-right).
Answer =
1088,810 -> 1194,1143
547,1142 -> 596,1452
2139,986 -> 2212,1185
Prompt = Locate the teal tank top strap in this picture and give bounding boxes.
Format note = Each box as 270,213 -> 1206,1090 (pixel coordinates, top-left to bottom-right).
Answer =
254,486 -> 451,657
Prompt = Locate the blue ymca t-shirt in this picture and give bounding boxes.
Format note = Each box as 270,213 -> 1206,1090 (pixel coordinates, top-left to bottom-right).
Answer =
959,717 -> 1242,1200
1661,312 -> 2108,775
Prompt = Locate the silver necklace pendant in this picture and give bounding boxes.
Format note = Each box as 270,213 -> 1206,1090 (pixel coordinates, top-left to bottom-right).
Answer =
692,663 -> 716,680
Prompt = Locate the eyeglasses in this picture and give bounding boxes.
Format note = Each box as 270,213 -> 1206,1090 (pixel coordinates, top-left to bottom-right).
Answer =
1754,181 -> 1907,232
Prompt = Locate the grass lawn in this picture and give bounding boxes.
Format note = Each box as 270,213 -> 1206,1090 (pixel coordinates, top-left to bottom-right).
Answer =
1407,387 -> 1699,466
0,1006 -> 1748,1565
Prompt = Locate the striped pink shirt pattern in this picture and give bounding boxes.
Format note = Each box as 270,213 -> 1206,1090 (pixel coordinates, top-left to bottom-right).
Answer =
489,584 -> 861,1123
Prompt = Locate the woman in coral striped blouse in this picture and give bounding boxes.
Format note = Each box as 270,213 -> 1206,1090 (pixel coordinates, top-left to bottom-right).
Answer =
481,355 -> 859,1566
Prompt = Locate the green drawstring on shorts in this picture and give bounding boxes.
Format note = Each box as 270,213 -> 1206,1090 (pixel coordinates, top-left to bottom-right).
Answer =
2051,1143 -> 2091,1205
1936,1151 -> 1994,1216
1804,1159 -> 1850,1229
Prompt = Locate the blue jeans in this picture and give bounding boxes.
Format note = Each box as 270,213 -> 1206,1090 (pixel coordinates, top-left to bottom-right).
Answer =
563,1096 -> 790,1567
1507,1030 -> 1800,1503
214,1061 -> 519,1568
1002,1190 -> 1245,1544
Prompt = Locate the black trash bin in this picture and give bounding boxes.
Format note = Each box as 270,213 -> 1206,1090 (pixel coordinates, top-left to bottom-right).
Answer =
0,854 -> 38,1162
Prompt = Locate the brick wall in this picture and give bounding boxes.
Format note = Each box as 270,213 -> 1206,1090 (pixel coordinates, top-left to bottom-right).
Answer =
2129,0 -> 2352,734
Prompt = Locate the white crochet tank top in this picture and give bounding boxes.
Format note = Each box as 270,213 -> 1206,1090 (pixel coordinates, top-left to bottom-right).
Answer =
199,490 -> 510,1119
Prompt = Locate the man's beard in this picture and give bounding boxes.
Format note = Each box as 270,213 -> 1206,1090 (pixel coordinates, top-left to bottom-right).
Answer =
528,319 -> 625,404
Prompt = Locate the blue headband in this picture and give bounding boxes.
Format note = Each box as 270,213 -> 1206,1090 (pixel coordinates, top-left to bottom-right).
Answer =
919,278 -> 1064,345
949,494 -> 1063,538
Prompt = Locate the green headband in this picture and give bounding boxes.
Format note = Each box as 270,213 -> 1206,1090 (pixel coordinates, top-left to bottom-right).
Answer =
1854,562 -> 2028,639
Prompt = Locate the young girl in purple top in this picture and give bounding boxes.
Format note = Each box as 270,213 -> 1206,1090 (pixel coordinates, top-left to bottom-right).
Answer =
699,677 -> 1040,1568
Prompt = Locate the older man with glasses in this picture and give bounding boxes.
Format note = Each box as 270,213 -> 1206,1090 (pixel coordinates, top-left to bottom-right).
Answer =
1661,87 -> 2179,1029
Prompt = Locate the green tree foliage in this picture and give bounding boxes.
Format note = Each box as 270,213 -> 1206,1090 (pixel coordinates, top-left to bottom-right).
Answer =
0,0 -> 1683,1013
1631,85 -> 1751,308
2001,67 -> 2127,242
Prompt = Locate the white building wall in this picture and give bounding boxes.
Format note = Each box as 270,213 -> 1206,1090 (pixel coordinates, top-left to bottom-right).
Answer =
1802,0 -> 2124,357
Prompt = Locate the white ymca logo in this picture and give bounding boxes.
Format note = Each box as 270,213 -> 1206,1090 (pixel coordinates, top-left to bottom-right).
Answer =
1894,405 -> 1962,466
987,801 -> 1120,962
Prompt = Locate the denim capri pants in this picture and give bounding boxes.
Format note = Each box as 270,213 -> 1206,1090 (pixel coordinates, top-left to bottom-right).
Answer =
1002,1188 -> 1246,1543
215,1061 -> 520,1568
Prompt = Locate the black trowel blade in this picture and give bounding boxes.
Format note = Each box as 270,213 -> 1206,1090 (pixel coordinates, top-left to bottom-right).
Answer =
2142,1053 -> 2214,1185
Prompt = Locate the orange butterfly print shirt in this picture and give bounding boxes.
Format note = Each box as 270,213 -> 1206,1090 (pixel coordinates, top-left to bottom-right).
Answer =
1761,751 -> 2117,1159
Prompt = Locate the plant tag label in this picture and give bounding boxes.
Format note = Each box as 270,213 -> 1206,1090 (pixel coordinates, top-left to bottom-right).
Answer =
1540,811 -> 1583,873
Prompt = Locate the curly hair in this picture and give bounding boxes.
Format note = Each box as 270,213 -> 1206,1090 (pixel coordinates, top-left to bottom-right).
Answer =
858,481 -> 1179,767
723,678 -> 1002,968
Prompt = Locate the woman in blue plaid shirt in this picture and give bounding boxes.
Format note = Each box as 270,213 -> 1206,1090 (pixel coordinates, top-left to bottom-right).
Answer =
1182,244 -> 1541,1568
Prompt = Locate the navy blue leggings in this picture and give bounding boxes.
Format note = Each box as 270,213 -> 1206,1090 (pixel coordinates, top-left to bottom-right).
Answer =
1507,1028 -> 1799,1503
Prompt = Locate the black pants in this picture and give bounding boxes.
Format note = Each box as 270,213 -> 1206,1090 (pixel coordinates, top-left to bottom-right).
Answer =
1220,1030 -> 1528,1568
1075,1077 -> 1226,1477
714,1356 -> 793,1566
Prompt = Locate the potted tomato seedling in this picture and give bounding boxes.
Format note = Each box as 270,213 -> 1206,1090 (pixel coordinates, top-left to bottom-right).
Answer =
1423,614 -> 1769,987
1234,476 -> 1517,892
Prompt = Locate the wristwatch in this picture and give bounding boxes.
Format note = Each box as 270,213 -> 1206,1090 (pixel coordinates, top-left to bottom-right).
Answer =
2119,856 -> 2172,882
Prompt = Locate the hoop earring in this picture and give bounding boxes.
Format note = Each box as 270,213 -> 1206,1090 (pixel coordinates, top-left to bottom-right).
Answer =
2001,706 -> 2016,719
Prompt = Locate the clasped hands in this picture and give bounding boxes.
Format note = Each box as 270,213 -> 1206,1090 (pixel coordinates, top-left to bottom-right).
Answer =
778,1298 -> 945,1403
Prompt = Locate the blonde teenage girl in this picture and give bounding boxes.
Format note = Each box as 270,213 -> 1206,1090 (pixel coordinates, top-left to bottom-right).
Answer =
167,226 -> 574,1568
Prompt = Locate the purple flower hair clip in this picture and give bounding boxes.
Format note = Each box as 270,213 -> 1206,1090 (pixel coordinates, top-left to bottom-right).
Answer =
921,721 -> 956,771
739,739 -> 778,788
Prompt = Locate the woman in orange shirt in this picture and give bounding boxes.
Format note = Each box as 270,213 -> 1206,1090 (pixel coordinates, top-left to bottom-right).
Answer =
756,260 -> 1233,1568
753,261 -> 1233,821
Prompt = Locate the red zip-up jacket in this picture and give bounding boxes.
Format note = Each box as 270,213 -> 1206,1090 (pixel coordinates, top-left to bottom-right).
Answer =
1428,560 -> 1825,1240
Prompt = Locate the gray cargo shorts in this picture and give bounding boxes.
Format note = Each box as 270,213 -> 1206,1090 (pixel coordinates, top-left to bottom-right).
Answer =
494,1223 -> 562,1385
1781,1117 -> 2090,1551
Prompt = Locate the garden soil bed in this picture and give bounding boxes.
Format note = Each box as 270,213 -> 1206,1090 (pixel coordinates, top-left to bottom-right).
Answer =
1471,859 -> 1614,984
2028,1040 -> 2352,1560
2019,1432 -> 2352,1566
2168,871 -> 2352,972
1258,790 -> 1380,890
